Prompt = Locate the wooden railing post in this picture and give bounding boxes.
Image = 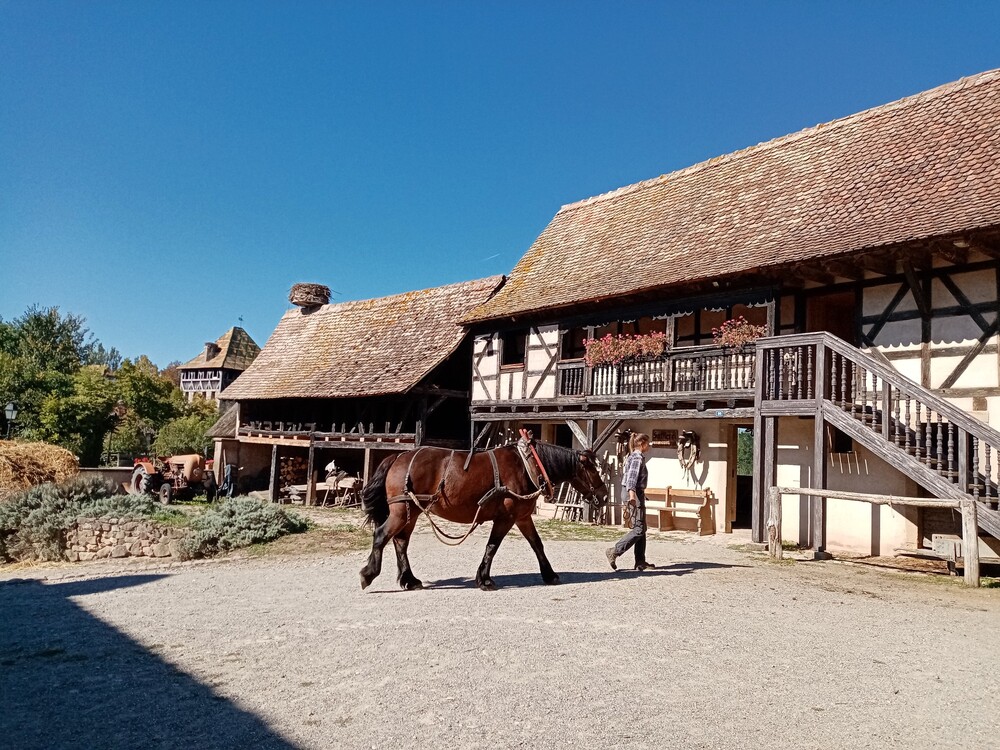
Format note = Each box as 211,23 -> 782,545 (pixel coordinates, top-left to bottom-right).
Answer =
961,498 -> 981,587
767,486 -> 782,559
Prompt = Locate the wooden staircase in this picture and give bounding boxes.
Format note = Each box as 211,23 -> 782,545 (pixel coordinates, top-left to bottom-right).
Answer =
756,332 -> 1000,540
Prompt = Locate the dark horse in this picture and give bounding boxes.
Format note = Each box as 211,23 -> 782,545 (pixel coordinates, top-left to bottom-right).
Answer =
359,440 -> 608,591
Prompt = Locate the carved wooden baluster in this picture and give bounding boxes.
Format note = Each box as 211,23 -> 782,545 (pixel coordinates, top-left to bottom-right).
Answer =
840,354 -> 848,408
904,395 -> 911,454
830,352 -> 838,405
870,372 -> 879,432
777,349 -> 785,400
854,363 -> 863,422
935,413 -> 944,474
947,423 -> 955,482
973,437 -> 981,500
894,387 -> 903,446
806,345 -> 814,399
986,443 -> 993,505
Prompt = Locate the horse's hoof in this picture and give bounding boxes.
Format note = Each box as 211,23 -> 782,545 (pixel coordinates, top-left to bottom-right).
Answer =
477,579 -> 497,591
360,572 -> 372,590
544,574 -> 561,585
400,578 -> 423,591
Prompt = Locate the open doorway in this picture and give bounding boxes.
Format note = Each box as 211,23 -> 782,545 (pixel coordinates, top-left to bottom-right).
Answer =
728,425 -> 754,530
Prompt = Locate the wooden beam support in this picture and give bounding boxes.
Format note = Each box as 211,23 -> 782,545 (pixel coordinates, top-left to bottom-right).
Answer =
565,419 -> 591,449
594,418 -> 624,452
268,444 -> 280,504
856,253 -> 895,276
821,260 -> 864,281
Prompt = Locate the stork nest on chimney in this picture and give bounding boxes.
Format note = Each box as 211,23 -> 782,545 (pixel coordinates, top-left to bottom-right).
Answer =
289,283 -> 331,308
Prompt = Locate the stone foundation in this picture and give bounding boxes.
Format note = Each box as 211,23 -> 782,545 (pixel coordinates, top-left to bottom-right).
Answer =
64,516 -> 189,562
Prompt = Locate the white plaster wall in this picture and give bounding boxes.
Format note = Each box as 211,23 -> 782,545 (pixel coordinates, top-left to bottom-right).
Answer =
592,418 -> 732,533
525,326 -> 559,399
774,417 -> 919,555
472,335 -> 499,402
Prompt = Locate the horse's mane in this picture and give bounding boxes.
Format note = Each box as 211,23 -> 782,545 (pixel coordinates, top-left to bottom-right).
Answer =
529,441 -> 582,480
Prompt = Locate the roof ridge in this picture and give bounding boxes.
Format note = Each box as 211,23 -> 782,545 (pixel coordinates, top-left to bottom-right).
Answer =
558,68 -> 1000,214
292,274 -> 504,314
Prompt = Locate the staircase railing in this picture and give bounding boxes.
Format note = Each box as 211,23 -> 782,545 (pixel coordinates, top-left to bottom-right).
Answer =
757,332 -> 1000,516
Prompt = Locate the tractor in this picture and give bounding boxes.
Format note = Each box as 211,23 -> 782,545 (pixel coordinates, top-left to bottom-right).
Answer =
129,454 -> 214,504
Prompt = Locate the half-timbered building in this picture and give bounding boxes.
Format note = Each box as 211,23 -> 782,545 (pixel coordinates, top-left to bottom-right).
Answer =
462,69 -> 1000,557
216,276 -> 503,500
178,327 -> 260,403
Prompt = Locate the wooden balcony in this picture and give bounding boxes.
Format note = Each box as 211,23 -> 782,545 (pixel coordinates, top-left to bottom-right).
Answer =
557,344 -> 756,400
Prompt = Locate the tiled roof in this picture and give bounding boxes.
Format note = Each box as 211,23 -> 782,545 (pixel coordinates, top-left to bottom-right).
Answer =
180,327 -> 260,372
205,406 -> 238,439
221,276 -> 504,400
464,69 -> 1000,323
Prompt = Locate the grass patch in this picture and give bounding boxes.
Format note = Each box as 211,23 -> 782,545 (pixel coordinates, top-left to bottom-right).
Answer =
532,519 -> 624,542
234,524 -> 370,558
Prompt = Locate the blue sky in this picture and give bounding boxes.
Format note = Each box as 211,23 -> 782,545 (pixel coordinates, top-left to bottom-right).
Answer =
2,1 -> 999,367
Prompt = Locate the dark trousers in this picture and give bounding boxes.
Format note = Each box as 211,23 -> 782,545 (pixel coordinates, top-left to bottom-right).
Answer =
614,499 -> 647,564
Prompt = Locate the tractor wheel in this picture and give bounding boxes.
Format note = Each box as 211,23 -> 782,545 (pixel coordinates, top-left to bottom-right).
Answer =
159,484 -> 174,505
130,465 -> 151,495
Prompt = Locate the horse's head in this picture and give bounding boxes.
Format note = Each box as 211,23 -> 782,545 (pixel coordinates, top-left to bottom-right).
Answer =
570,450 -> 609,507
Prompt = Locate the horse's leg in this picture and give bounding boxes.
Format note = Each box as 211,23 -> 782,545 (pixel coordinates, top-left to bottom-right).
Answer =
392,513 -> 422,591
360,503 -> 408,590
515,515 -> 559,585
475,516 -> 516,591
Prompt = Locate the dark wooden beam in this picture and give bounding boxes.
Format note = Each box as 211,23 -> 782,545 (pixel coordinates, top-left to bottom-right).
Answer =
789,264 -> 835,285
821,260 -> 864,281
856,253 -> 895,276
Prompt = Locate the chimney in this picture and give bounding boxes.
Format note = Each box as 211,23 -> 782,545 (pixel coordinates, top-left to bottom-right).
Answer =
205,342 -> 221,359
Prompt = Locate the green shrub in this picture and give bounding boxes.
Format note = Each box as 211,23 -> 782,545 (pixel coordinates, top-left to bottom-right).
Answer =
0,475 -> 185,562
178,497 -> 309,560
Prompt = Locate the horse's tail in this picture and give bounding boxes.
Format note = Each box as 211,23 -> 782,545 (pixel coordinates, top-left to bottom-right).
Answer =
361,453 -> 399,528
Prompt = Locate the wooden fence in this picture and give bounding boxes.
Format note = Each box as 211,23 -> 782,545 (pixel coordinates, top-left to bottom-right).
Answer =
767,486 -> 980,587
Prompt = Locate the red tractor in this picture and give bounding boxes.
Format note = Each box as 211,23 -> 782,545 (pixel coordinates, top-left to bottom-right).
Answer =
129,455 -> 214,504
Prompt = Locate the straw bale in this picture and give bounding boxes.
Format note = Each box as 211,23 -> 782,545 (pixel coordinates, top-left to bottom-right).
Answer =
289,283 -> 331,307
0,440 -> 80,501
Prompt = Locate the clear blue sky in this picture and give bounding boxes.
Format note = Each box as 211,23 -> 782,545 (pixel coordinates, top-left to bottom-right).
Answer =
2,1 -> 999,367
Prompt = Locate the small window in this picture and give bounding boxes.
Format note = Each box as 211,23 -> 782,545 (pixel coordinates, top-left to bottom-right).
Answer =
500,329 -> 527,367
561,328 -> 587,360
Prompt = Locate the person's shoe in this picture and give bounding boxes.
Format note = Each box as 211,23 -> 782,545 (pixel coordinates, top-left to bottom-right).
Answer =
634,561 -> 656,571
605,547 -> 618,570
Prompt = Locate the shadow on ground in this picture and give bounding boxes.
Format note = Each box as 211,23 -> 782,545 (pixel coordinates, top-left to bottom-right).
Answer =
405,561 -> 746,591
0,575 -> 299,750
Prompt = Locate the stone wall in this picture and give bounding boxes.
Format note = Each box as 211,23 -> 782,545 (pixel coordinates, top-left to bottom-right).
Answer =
64,516 -> 189,562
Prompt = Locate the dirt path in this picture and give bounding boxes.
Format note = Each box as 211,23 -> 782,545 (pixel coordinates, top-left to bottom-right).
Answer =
2,525 -> 999,749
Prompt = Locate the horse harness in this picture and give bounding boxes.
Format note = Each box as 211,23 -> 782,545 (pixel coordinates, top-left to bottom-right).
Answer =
387,440 -> 554,546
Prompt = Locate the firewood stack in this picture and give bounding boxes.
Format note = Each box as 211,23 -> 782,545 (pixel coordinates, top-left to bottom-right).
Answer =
279,455 -> 308,487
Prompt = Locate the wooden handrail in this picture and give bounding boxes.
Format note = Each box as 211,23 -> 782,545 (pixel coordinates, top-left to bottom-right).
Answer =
767,485 -> 980,587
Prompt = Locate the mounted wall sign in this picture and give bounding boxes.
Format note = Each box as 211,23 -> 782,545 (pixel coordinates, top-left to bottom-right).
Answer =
651,429 -> 678,448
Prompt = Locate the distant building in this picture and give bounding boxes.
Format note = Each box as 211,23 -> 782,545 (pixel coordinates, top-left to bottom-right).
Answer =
178,327 -> 260,403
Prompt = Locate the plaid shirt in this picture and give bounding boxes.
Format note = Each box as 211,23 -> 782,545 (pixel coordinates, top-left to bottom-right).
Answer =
621,449 -> 648,496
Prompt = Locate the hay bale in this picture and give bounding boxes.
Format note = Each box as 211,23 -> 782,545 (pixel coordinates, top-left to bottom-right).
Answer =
0,440 -> 79,501
289,283 -> 331,308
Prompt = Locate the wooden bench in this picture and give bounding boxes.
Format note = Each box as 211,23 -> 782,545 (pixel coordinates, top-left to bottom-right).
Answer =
644,486 -> 716,535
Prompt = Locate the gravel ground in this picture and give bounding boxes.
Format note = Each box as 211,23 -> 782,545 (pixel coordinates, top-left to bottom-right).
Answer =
2,523 -> 999,750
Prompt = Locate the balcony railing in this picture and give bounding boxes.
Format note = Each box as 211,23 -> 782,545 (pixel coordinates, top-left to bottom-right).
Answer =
557,344 -> 756,398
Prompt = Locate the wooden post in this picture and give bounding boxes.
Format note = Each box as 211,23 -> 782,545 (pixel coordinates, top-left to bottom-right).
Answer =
363,447 -> 374,486
812,415 -> 829,559
268,444 -> 279,504
767,486 -> 782,559
961,498 -> 981,588
305,440 -> 316,507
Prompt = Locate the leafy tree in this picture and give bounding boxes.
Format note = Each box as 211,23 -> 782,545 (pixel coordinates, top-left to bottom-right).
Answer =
35,366 -> 117,464
7,305 -> 93,374
152,410 -> 217,457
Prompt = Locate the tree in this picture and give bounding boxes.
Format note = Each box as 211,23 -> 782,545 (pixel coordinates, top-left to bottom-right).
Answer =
35,366 -> 117,464
151,399 -> 218,457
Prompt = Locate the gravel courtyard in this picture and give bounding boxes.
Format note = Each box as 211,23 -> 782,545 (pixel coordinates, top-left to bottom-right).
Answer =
2,524 -> 999,750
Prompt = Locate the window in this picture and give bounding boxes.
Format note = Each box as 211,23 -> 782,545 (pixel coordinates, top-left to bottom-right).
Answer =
500,329 -> 527,367
561,328 -> 587,360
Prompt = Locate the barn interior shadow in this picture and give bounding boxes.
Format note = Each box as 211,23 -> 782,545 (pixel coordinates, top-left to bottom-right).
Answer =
0,575 -> 299,750
421,561 -> 745,590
